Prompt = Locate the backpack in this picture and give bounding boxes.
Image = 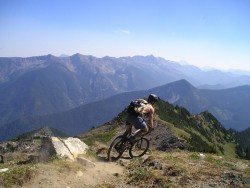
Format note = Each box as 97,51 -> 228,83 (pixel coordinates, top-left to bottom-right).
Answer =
127,99 -> 148,116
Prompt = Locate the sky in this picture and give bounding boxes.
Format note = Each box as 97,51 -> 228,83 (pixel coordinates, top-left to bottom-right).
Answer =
0,0 -> 250,70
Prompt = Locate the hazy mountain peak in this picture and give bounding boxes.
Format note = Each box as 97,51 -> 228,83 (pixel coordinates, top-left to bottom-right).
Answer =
71,53 -> 91,58
59,54 -> 69,57
168,79 -> 195,89
70,53 -> 96,63
146,54 -> 156,58
71,53 -> 83,58
46,54 -> 55,59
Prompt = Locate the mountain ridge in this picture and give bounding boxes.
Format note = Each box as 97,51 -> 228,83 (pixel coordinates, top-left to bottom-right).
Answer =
1,54 -> 250,136
0,79 -> 249,142
78,98 -> 235,156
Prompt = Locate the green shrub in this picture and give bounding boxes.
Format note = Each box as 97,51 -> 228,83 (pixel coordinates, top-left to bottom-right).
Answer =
0,165 -> 36,187
223,161 -> 236,170
128,167 -> 153,183
188,153 -> 200,160
82,124 -> 118,145
205,155 -> 222,165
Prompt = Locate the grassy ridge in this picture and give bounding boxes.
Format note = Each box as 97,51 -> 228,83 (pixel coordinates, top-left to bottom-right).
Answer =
79,99 -> 236,157
155,100 -> 235,154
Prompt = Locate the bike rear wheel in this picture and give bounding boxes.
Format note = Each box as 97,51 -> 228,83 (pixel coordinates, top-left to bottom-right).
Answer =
129,137 -> 149,158
107,135 -> 127,161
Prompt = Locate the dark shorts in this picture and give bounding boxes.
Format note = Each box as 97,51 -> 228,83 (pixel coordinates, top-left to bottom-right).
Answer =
126,114 -> 147,130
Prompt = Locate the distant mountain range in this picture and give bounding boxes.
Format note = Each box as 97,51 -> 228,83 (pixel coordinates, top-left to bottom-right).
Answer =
0,54 -> 188,125
150,80 -> 250,131
0,79 -> 249,141
1,54 -> 250,127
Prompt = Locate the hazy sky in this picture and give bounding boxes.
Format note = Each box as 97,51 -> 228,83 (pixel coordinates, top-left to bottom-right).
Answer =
0,0 -> 250,70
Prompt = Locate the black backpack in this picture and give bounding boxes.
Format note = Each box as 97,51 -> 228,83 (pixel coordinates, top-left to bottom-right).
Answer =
127,99 -> 148,116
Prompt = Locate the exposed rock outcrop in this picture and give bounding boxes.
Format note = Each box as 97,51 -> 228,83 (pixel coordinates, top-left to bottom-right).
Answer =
0,140 -> 38,154
145,124 -> 187,151
40,137 -> 89,161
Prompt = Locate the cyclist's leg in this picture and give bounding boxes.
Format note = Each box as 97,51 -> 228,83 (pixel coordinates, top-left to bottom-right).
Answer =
123,122 -> 132,138
133,127 -> 148,138
132,116 -> 148,138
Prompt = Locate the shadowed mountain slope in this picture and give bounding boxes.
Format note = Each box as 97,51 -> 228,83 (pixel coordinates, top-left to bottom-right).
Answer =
1,54 -> 250,126
0,79 -> 249,141
151,80 -> 250,130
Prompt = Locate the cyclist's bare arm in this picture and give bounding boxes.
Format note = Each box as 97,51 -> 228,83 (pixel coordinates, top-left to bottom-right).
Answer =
142,104 -> 155,128
149,106 -> 155,128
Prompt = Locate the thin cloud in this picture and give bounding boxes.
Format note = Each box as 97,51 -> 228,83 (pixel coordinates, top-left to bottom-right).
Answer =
115,29 -> 130,35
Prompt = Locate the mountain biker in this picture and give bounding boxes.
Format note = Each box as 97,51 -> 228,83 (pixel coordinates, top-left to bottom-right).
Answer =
123,94 -> 159,140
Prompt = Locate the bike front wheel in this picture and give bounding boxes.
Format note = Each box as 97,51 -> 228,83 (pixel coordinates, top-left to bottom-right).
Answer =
129,137 -> 149,158
107,135 -> 126,161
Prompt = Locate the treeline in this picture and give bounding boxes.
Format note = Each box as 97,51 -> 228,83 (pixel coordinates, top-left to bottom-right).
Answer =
232,128 -> 250,160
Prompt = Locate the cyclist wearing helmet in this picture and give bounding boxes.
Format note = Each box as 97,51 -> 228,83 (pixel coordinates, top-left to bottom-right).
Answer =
123,94 -> 159,139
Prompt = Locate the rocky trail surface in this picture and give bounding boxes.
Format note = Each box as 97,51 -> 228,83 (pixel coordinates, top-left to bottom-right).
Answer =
0,136 -> 249,188
24,160 -> 125,188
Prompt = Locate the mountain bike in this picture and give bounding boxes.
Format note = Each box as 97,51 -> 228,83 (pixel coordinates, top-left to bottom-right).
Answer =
107,133 -> 150,161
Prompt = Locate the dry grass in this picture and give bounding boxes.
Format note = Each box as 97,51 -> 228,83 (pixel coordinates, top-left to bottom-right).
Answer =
47,158 -> 86,173
92,183 -> 116,188
124,150 -> 250,187
0,164 -> 37,187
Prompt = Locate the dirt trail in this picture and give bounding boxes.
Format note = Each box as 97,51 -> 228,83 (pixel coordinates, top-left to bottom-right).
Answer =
25,160 -> 124,188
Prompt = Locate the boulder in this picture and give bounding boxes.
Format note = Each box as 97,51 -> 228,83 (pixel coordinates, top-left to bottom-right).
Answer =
76,156 -> 96,167
41,137 -> 89,161
63,137 -> 89,158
